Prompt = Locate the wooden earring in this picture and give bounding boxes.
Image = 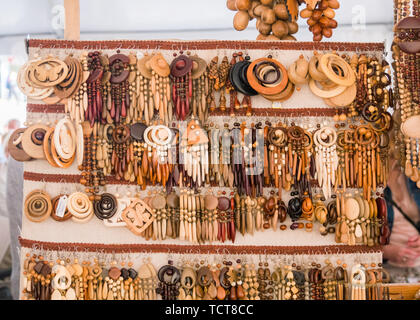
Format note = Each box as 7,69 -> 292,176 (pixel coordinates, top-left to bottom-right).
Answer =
24,190 -> 52,222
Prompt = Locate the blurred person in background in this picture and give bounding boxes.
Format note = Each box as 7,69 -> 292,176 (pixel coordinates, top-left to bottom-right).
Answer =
383,112 -> 420,282
0,119 -> 20,218
0,119 -> 21,299
384,159 -> 420,270
5,158 -> 23,299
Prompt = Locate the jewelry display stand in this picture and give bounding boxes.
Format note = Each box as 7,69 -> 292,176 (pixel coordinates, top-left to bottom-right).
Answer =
19,39 -> 386,300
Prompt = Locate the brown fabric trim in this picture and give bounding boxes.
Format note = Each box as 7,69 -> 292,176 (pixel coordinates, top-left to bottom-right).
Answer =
24,172 -> 82,184
18,236 -> 382,255
26,104 -> 337,117
211,107 -> 337,117
24,171 -> 317,187
24,172 -> 147,185
27,104 -> 65,113
28,39 -> 385,52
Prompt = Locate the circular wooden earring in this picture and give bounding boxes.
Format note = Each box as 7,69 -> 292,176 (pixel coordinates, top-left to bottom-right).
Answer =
319,54 -> 356,87
94,193 -> 118,220
8,128 -> 32,162
67,192 -> 94,223
21,124 -> 49,159
24,190 -> 52,222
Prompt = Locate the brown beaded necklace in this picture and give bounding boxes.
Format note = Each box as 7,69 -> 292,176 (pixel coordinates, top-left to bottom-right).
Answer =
86,51 -> 105,127
109,51 -> 131,124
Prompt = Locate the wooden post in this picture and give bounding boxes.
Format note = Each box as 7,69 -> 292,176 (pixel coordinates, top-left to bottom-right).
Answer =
64,0 -> 80,40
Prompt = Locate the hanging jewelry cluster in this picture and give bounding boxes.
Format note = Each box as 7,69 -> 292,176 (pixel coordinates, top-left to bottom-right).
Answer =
15,47 -> 393,247
21,249 -> 389,301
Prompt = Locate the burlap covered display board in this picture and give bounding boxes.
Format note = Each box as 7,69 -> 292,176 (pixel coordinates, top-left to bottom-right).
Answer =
19,39 -> 386,299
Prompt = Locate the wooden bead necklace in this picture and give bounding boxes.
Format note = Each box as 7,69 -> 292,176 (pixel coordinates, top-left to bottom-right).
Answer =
170,51 -> 193,121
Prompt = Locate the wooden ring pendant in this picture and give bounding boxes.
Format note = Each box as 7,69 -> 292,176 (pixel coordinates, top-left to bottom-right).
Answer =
24,190 -> 52,223
303,130 -> 314,149
112,124 -> 130,144
287,126 -> 305,142
158,265 -> 181,284
247,58 -> 288,95
197,266 -> 213,287
327,82 -> 357,107
54,56 -> 82,99
94,193 -> 118,220
309,53 -> 328,82
268,127 -> 288,147
67,192 -> 93,222
181,267 -> 196,290
314,127 -> 337,148
362,102 -> 382,123
354,125 -> 375,145
309,79 -> 347,98
109,53 -> 130,84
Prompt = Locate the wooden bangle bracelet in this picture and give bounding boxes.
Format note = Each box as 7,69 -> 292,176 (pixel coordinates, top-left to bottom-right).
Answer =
21,124 -> 49,159
327,83 -> 357,107
319,54 -> 355,87
254,63 -> 281,85
354,126 -> 374,145
309,79 -> 347,98
247,58 -> 288,95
